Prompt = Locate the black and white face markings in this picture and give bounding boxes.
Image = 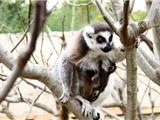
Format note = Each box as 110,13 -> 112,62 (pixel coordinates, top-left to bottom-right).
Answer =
96,31 -> 113,52
82,23 -> 113,53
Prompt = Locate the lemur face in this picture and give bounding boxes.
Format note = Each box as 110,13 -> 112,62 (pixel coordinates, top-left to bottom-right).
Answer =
82,23 -> 113,53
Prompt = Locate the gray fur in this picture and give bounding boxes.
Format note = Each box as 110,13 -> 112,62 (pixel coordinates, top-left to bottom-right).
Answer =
53,22 -> 125,118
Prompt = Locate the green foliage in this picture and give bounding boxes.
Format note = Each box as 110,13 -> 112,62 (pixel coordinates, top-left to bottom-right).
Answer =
0,1 -> 147,33
131,11 -> 147,21
0,0 -> 28,33
46,3 -> 104,31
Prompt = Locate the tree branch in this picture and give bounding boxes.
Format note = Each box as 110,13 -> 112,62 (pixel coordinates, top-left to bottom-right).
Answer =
95,0 -> 119,35
146,0 -> 160,61
140,34 -> 153,52
119,1 -> 137,120
138,43 -> 160,69
129,0 -> 135,13
0,1 -> 48,103
0,42 -> 97,120
110,0 -> 123,21
122,0 -> 129,32
137,49 -> 160,85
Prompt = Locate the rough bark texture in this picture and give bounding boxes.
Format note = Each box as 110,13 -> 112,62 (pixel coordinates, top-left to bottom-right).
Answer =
125,47 -> 137,120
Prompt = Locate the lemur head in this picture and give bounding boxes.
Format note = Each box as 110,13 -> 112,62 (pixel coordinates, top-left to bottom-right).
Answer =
82,23 -> 113,53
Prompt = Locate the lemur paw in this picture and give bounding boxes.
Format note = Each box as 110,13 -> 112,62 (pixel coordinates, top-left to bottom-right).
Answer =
75,96 -> 92,117
59,92 -> 71,103
92,109 -> 100,120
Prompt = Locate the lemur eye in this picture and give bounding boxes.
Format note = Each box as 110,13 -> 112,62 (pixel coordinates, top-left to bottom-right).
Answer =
87,33 -> 92,38
109,34 -> 113,42
96,36 -> 106,43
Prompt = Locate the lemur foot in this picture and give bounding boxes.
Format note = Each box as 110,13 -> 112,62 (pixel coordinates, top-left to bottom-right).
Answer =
59,92 -> 71,103
75,96 -> 92,117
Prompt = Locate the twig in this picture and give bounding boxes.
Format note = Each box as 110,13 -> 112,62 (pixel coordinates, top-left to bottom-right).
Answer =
28,0 -> 32,27
137,100 -> 142,120
46,26 -> 59,54
137,49 -> 160,85
95,0 -> 119,35
140,34 -> 153,52
71,0 -> 76,32
121,0 -> 129,46
86,4 -> 90,24
139,80 -> 150,107
0,1 -> 48,103
102,108 -> 121,120
10,27 -> 30,53
61,14 -> 66,44
24,87 -> 46,120
5,95 -> 54,114
139,44 -> 160,69
148,88 -> 156,120
110,0 -> 123,22
129,0 -> 135,13
22,78 -> 51,94
40,30 -> 47,65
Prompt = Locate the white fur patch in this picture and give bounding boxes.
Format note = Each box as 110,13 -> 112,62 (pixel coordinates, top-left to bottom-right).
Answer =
84,26 -> 95,35
99,31 -> 112,43
82,25 -> 96,49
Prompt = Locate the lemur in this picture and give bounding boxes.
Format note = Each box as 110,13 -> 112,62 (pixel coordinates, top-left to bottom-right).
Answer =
78,58 -> 117,102
53,22 -> 125,118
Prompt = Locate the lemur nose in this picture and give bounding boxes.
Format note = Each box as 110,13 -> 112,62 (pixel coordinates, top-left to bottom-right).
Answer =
102,44 -> 112,52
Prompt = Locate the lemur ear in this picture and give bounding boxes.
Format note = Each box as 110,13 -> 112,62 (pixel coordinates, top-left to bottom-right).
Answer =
84,26 -> 95,38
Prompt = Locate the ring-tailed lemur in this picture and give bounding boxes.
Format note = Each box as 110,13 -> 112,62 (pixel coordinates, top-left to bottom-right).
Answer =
53,22 -> 125,118
78,58 -> 117,102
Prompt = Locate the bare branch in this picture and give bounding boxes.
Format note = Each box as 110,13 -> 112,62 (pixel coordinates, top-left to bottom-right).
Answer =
110,0 -> 123,21
138,43 -> 160,69
146,0 -> 160,61
137,49 -> 160,85
0,1 -> 47,103
146,0 -> 160,25
71,0 -> 76,31
5,96 -> 53,114
22,78 -> 51,94
140,34 -> 153,52
121,0 -> 129,34
102,108 -> 121,120
11,26 -> 30,53
129,0 -> 135,13
24,87 -> 46,119
95,0 -> 119,35
125,46 -> 137,120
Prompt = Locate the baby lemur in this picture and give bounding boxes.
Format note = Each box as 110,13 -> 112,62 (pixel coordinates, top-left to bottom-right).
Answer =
77,58 -> 117,102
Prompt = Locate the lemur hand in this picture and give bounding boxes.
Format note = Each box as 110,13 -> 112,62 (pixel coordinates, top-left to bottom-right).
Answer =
59,91 -> 71,103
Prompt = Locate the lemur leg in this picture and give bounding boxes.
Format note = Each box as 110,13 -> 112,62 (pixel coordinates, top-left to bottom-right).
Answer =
59,59 -> 74,103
